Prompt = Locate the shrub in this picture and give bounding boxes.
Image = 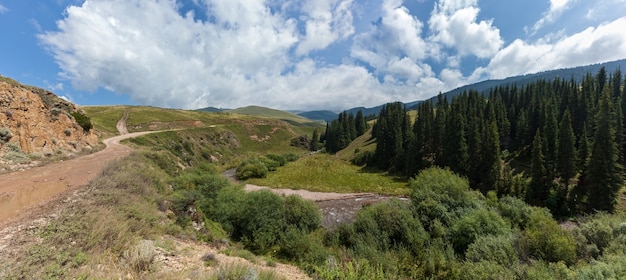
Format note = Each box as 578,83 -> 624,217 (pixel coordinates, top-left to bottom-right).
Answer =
206,186 -> 246,234
0,127 -> 12,142
236,158 -> 269,180
519,209 -> 576,264
579,218 -> 614,255
71,111 -> 93,131
410,167 -> 484,230
258,156 -> 280,171
122,240 -> 156,273
238,190 -> 286,253
351,199 -> 428,253
281,153 -> 299,162
450,208 -> 511,254
266,153 -> 287,166
459,261 -> 516,280
211,263 -> 285,280
465,234 -> 518,266
278,228 -> 328,264
284,195 -> 321,233
496,196 -> 535,229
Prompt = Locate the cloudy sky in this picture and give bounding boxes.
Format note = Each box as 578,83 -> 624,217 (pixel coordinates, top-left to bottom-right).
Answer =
1,0 -> 625,111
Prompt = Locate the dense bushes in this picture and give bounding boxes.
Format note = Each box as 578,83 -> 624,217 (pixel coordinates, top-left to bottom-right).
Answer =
167,162 -> 626,279
235,153 -> 299,180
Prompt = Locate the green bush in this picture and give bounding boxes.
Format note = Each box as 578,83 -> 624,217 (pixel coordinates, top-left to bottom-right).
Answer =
465,234 -> 518,266
0,127 -> 12,142
284,195 -> 321,233
351,199 -> 428,253
520,209 -> 577,264
450,208 -> 511,254
497,196 -> 535,229
266,153 -> 287,166
258,156 -> 281,171
236,158 -> 269,179
278,228 -> 328,265
71,111 -> 93,132
459,261 -> 516,280
410,168 -> 484,230
207,186 -> 246,234
239,190 -> 286,253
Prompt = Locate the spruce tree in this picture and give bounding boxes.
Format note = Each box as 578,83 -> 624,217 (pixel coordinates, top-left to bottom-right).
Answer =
527,130 -> 550,206
585,87 -> 623,212
557,110 -> 577,185
355,110 -> 367,136
310,128 -> 320,151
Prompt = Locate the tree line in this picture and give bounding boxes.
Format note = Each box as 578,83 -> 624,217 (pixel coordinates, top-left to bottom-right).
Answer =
332,67 -> 624,216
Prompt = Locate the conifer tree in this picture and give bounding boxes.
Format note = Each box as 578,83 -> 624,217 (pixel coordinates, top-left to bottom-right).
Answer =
585,87 -> 623,212
355,110 -> 367,136
528,130 -> 550,206
310,128 -> 320,151
557,110 -> 577,185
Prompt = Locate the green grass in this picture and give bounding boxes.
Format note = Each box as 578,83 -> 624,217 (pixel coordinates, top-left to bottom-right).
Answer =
83,105 -> 126,136
248,153 -> 409,195
227,105 -> 320,125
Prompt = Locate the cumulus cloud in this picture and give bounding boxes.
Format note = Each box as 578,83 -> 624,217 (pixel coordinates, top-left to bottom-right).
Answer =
484,17 -> 626,79
38,0 -> 411,110
36,0 -> 626,110
429,0 -> 503,58
352,0 -> 429,64
296,0 -> 355,55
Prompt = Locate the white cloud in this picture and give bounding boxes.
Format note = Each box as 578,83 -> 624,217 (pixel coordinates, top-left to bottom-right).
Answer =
429,0 -> 503,58
484,17 -> 626,79
296,0 -> 355,55
36,0 -> 626,111
39,0 -> 302,109
0,4 -> 8,14
352,0 -> 428,64
527,0 -> 572,35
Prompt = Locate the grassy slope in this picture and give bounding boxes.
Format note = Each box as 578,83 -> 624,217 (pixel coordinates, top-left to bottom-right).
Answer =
248,153 -> 409,195
227,106 -> 322,126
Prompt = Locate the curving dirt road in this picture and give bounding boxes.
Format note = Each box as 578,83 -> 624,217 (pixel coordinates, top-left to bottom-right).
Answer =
0,123 -> 159,226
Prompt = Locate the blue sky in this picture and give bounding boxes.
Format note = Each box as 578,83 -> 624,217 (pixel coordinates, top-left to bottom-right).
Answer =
1,0 -> 625,111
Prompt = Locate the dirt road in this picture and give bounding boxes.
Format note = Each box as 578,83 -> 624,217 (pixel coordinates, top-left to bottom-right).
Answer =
0,129 -> 159,226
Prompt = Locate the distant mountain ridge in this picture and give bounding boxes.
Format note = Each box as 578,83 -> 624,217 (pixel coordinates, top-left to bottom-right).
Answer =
346,58 -> 626,114
426,58 -> 626,107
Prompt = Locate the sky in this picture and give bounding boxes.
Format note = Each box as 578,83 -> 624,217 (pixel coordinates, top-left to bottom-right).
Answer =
1,0 -> 626,111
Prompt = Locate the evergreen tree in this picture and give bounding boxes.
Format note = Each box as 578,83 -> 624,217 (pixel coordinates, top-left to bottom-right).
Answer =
527,130 -> 550,206
557,110 -> 577,185
577,124 -> 591,173
479,118 -> 502,193
585,87 -> 623,213
443,111 -> 469,175
310,128 -> 320,151
355,110 -> 367,136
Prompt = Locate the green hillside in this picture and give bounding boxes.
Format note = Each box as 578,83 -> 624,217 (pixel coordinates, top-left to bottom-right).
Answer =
227,105 -> 322,126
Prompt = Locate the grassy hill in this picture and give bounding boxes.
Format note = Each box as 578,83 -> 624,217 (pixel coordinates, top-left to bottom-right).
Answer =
227,105 -> 322,126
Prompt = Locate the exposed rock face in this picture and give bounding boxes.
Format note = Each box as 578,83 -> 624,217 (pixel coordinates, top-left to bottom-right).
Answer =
0,81 -> 99,159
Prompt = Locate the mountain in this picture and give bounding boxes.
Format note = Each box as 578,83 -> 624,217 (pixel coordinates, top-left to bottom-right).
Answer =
296,110 -> 337,123
196,106 -> 228,112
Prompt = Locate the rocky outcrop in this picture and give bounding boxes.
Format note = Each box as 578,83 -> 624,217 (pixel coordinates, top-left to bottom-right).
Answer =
0,80 -> 99,160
